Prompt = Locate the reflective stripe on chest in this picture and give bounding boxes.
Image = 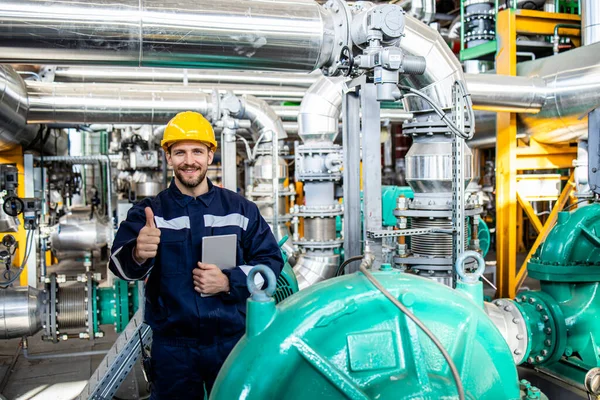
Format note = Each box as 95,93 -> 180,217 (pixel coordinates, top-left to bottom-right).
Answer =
204,213 -> 249,230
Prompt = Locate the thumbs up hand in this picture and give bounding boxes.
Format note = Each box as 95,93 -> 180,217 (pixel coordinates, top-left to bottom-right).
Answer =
134,207 -> 161,264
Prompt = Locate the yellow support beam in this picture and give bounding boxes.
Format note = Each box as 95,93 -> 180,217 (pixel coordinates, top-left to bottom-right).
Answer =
514,9 -> 581,46
516,192 -> 543,234
494,9 -> 579,298
496,9 -> 518,299
515,174 -> 575,292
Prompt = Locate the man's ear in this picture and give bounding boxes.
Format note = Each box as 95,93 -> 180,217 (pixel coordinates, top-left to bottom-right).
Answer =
208,149 -> 214,165
165,149 -> 173,167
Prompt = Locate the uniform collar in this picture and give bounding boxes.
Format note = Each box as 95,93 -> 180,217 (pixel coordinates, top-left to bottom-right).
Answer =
169,178 -> 216,208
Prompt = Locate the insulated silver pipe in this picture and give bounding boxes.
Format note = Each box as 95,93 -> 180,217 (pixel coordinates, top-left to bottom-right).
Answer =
0,65 -> 68,153
0,0 -> 337,72
518,42 -> 600,143
237,96 -> 288,142
582,0 -> 600,45
0,287 -> 45,339
398,14 -> 465,111
464,42 -> 600,144
49,67 -> 319,88
0,65 -> 43,152
396,0 -> 436,24
465,74 -> 546,113
27,83 -> 213,125
298,76 -> 345,143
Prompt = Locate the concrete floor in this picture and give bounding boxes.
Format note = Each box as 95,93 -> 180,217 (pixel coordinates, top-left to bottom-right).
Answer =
0,325 -> 146,400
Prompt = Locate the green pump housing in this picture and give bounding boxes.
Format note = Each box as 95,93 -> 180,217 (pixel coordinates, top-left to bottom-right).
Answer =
500,204 -> 600,387
211,269 -> 527,399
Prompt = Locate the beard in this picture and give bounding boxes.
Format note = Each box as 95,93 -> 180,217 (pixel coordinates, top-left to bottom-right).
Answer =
174,165 -> 207,189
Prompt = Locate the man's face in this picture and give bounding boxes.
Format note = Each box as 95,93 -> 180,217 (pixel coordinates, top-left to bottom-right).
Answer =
166,140 -> 214,189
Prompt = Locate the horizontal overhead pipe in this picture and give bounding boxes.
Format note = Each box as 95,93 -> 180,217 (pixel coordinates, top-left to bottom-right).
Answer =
464,42 -> 600,144
47,67 -> 319,88
465,74 -> 546,114
0,0 -> 338,72
0,65 -> 67,153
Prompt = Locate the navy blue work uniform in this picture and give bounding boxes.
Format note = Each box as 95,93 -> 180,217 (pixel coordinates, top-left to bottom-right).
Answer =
109,179 -> 283,399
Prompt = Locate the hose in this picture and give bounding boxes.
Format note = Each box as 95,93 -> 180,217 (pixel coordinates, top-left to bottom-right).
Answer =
398,80 -> 474,140
334,255 -> 364,277
359,264 -> 465,400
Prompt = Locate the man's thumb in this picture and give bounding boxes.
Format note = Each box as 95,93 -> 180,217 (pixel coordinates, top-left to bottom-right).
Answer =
144,207 -> 156,228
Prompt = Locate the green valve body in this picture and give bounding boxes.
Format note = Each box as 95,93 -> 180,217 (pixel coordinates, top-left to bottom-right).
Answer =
211,270 -> 523,399
95,279 -> 140,333
505,205 -> 600,384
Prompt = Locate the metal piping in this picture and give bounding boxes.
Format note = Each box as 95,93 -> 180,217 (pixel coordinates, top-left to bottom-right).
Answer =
236,96 -> 288,143
582,0 -> 600,45
297,76 -> 346,143
0,65 -> 68,153
463,42 -> 600,144
27,82 -> 213,125
0,287 -> 45,339
397,14 -> 465,112
48,67 -> 320,88
518,42 -> 600,143
395,0 -> 436,24
293,75 -> 346,288
465,74 -> 546,114
0,0 -> 338,72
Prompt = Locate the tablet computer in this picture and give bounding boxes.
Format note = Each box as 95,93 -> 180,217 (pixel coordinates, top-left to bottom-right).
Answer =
201,234 -> 237,270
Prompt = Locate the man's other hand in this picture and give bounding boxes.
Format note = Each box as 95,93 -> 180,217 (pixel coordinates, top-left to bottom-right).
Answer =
193,262 -> 230,295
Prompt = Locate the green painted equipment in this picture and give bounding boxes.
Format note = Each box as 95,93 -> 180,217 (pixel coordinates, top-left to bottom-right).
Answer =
95,279 -> 140,333
382,186 -> 413,227
211,268 -> 526,399
273,235 -> 299,304
493,205 -> 600,389
273,263 -> 298,304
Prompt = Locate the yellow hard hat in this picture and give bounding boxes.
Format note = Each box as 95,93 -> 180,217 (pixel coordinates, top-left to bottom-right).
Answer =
161,111 -> 217,151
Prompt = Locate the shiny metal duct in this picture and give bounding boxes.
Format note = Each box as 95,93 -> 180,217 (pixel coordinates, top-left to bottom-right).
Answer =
469,111 -> 498,148
0,0 -> 337,72
0,286 -> 45,339
27,82 -> 213,124
398,14 -> 465,111
298,76 -> 345,143
518,43 -> 600,143
0,65 -> 32,151
293,252 -> 340,290
50,218 -> 112,252
0,65 -> 68,153
464,42 -> 600,144
582,0 -> 600,45
465,74 -> 546,113
235,96 -> 288,142
49,67 -> 319,88
395,0 -> 436,23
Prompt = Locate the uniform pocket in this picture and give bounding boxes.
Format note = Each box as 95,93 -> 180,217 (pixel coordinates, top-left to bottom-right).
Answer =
159,230 -> 187,276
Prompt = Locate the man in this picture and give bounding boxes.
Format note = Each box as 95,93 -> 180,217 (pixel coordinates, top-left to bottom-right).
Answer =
109,111 -> 283,399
